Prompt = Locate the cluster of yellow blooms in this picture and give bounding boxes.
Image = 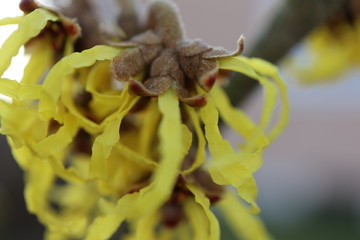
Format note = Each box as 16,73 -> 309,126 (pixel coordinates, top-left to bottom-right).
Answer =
0,1 -> 288,239
286,6 -> 360,84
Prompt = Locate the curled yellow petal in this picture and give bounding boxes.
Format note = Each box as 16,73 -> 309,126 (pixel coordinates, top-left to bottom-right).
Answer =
157,89 -> 183,176
21,38 -> 54,84
31,114 -> 78,158
24,157 -> 87,239
134,212 -> 159,240
210,85 -> 268,152
0,16 -> 23,26
218,191 -> 272,240
126,89 -> 183,217
243,57 -> 289,142
87,90 -> 183,239
187,184 -> 220,240
89,92 -> 139,179
0,77 -> 41,100
60,71 -> 99,133
199,96 -> 260,210
138,101 -> 161,157
181,123 -> 193,158
85,61 -> 124,119
199,96 -> 236,162
85,193 -> 138,240
0,9 -> 57,76
184,198 -> 209,240
199,95 -> 250,176
218,57 -> 277,132
236,177 -> 260,214
0,101 -> 47,148
39,45 -> 121,120
24,159 -> 53,218
114,142 -> 157,169
182,106 -> 206,174
9,145 -> 33,170
218,56 -> 289,142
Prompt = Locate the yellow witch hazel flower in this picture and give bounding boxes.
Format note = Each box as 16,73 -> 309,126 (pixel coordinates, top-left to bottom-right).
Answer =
0,0 -> 289,239
286,0 -> 360,84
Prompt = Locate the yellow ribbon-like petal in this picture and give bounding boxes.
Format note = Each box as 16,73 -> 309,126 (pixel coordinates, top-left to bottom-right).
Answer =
182,106 -> 207,174
129,89 -> 184,216
114,142 -> 157,169
23,156 -> 88,239
138,100 -> 161,157
184,199 -> 210,240
0,9 -> 57,77
134,212 -> 159,240
199,96 -> 237,162
243,57 -> 289,142
0,16 -> 23,26
210,85 -> 269,152
21,38 -> 54,84
31,113 -> 78,156
0,78 -> 41,100
200,95 -> 260,211
24,159 -> 53,219
87,90 -> 183,239
218,57 -> 277,132
218,191 -> 272,240
218,56 -> 289,142
85,193 -> 137,240
60,72 -> 101,133
0,101 -> 47,148
8,145 -> 33,170
89,91 -> 139,179
86,61 -> 124,119
181,123 -> 193,158
39,45 -> 121,120
187,184 -> 220,240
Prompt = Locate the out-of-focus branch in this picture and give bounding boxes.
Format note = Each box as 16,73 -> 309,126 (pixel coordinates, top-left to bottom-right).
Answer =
224,0 -> 351,106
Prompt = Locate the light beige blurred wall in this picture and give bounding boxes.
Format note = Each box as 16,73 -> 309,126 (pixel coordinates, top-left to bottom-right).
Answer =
173,0 -> 283,50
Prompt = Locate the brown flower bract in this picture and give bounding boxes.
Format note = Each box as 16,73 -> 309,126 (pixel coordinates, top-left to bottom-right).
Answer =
111,0 -> 243,107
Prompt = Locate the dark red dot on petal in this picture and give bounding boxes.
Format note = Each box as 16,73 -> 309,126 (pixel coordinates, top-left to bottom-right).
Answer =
185,95 -> 207,108
195,96 -> 207,108
204,74 -> 217,91
207,195 -> 221,205
129,81 -> 144,95
65,24 -> 79,36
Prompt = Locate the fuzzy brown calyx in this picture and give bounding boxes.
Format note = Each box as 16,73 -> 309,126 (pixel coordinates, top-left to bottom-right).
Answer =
147,0 -> 184,47
111,0 -> 244,107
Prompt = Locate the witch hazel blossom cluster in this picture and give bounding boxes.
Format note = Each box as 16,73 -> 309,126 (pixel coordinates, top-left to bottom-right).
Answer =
0,0 -> 288,239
